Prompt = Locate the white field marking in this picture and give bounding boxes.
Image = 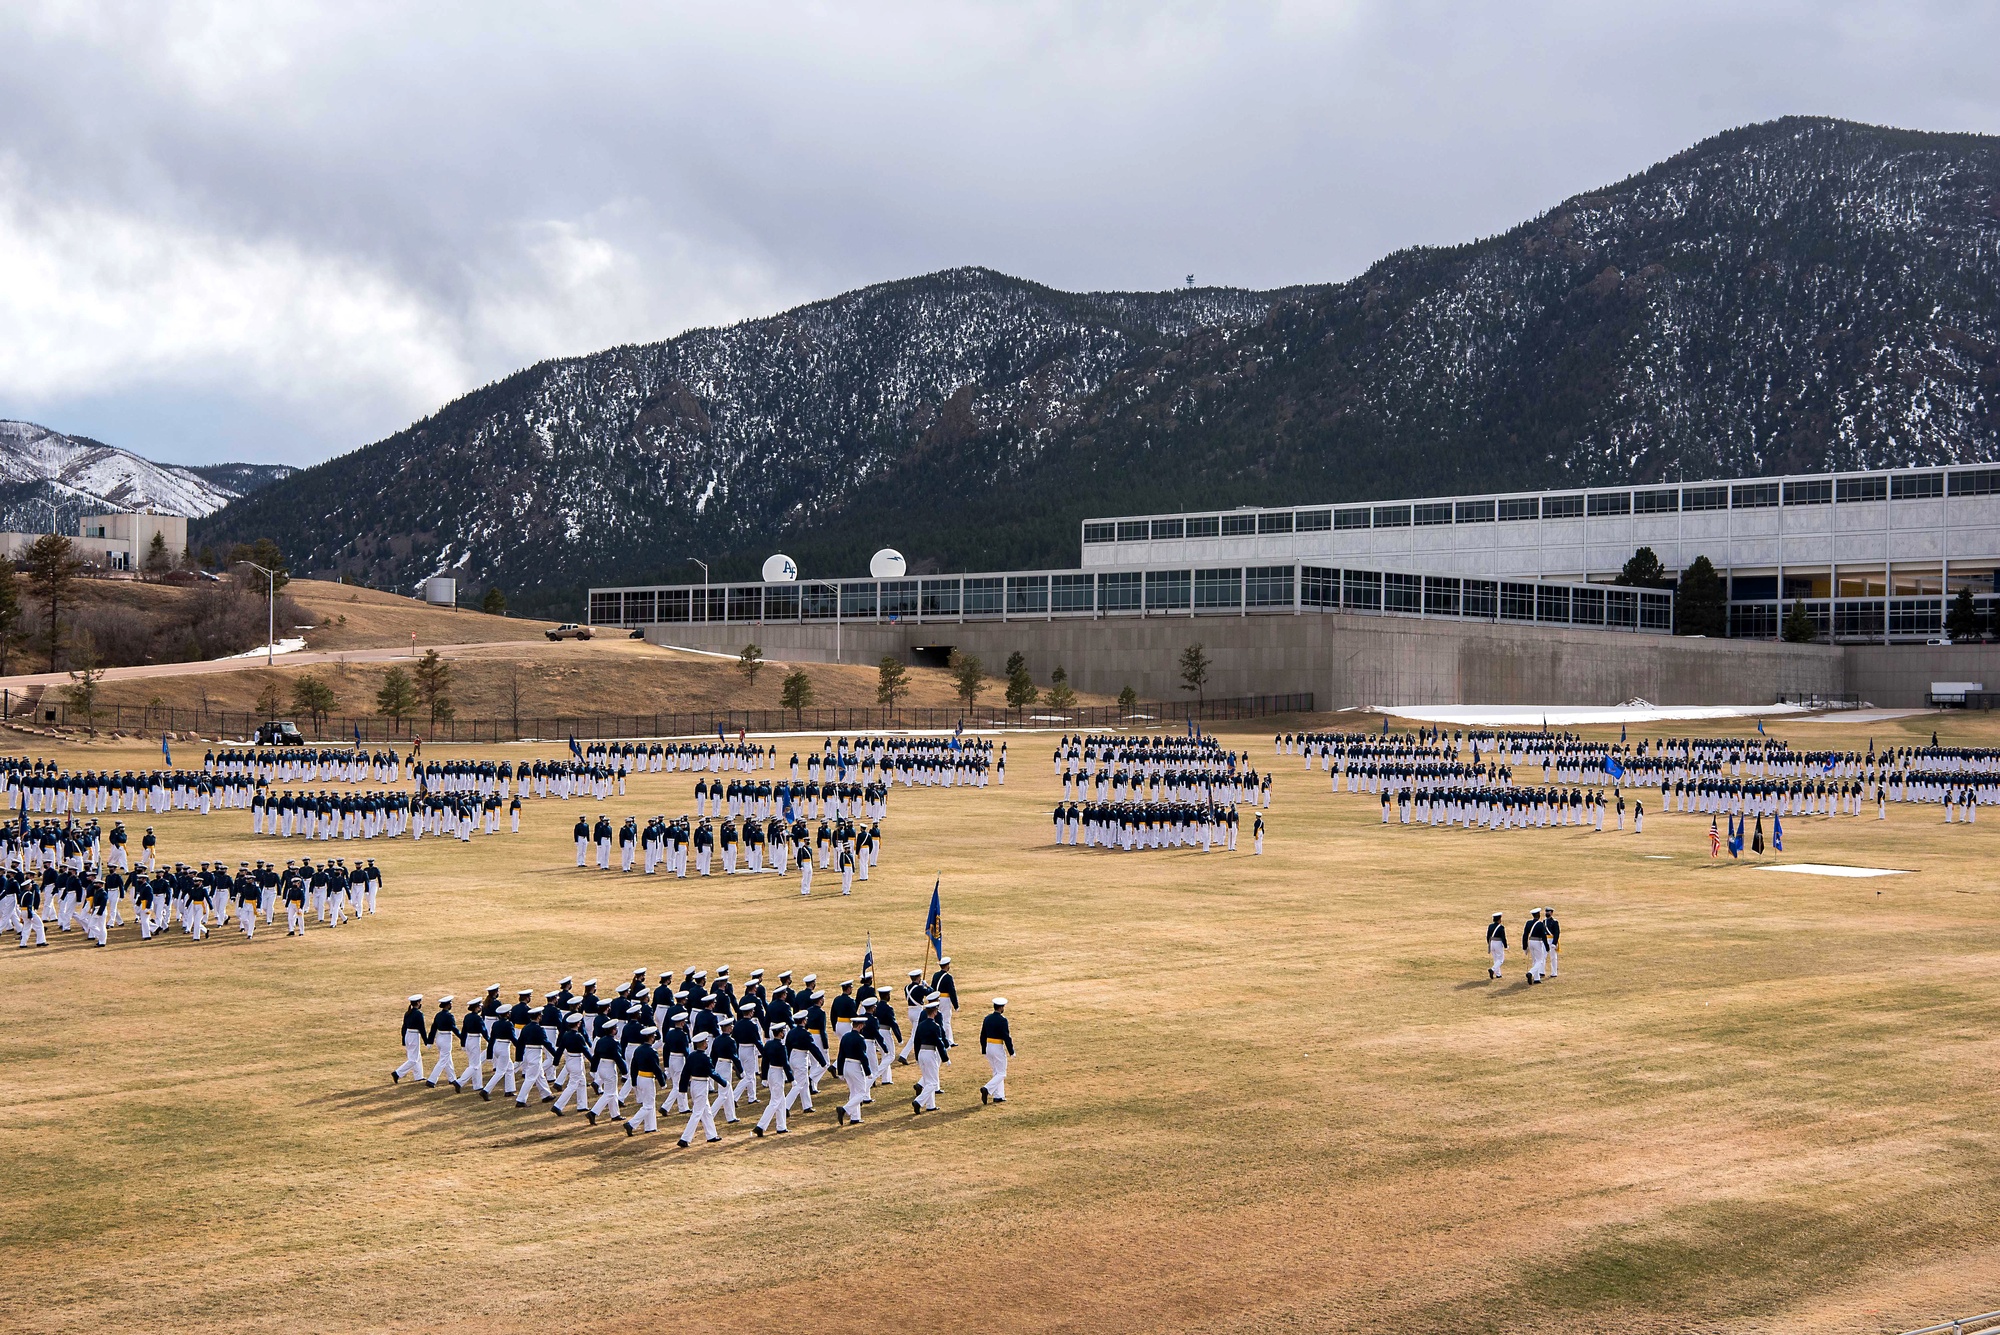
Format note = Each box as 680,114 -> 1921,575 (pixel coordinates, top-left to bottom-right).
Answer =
1756,863 -> 1912,878
219,637 -> 307,660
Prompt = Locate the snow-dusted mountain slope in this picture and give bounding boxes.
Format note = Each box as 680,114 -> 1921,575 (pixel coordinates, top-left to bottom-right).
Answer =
0,421 -> 295,530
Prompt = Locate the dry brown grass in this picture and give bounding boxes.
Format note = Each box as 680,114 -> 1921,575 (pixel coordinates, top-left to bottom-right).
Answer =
5,706 -> 2000,1332
283,577 -> 560,651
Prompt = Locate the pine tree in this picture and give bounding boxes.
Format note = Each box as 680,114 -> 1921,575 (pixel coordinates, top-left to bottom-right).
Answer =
949,651 -> 984,712
376,666 -> 417,730
1004,651 -> 1038,707
1946,586 -> 1981,642
1781,600 -> 1818,643
876,656 -> 909,707
1675,557 -> 1726,637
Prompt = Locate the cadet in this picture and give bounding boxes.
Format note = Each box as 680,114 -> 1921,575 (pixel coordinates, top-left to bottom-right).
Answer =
910,998 -> 950,1113
835,1022 -> 873,1125
931,956 -> 958,1046
392,995 -> 427,1083
753,1023 -> 791,1137
678,1030 -> 721,1148
424,996 -> 460,1086
1543,907 -> 1561,978
980,997 -> 1014,1104
1524,909 -> 1546,984
1486,913 -> 1507,979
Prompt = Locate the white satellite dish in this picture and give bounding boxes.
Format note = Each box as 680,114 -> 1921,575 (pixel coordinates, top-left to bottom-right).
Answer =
761,553 -> 799,582
869,548 -> 907,579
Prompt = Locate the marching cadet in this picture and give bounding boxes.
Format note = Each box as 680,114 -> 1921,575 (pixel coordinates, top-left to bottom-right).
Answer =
392,995 -> 427,1083
425,996 -> 460,1086
931,956 -> 958,1046
710,1021 -> 744,1125
783,1010 -> 821,1114
573,815 -> 590,868
900,969 -> 928,1060
1542,907 -> 1560,978
479,1005 -> 518,1100
911,997 -> 950,1114
1253,811 -> 1265,854
753,1022 -> 791,1137
1524,909 -> 1546,984
509,792 -> 521,833
835,1021 -> 873,1125
1486,913 -> 1507,979
623,1028 -> 663,1134
872,987 -> 903,1085
515,1005 -> 556,1106
454,989 -> 495,1091
551,1016 -> 592,1115
678,1030 -> 721,1148
838,843 -> 855,895
980,997 -> 1014,1104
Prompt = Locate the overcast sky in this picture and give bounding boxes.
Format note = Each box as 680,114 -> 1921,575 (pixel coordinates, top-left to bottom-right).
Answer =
3,1 -> 1998,467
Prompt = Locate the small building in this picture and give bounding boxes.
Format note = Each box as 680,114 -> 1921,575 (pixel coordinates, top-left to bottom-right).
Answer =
0,510 -> 189,571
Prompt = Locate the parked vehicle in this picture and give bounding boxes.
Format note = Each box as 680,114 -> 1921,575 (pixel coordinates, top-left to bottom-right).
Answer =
255,720 -> 305,745
546,623 -> 594,641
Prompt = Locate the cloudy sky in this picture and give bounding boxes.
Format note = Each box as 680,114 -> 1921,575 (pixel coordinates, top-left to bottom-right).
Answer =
2,1 -> 1997,467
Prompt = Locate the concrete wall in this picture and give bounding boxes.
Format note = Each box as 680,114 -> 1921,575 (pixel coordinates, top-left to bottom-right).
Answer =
647,612 -> 1846,708
1843,644 -> 2000,708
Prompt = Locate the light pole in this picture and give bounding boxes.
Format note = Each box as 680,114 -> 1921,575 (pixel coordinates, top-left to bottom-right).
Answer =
236,561 -> 277,666
688,558 -> 709,622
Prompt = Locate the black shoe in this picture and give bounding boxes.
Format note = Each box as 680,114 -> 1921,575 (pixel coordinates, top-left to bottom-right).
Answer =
994,1096 -> 1005,1102
625,1123 -> 634,1137
479,1088 -> 490,1101
836,1107 -> 846,1125
981,1087 -> 990,1105
912,1098 -> 922,1115
390,1072 -> 400,1084
426,1081 -> 438,1089
677,1139 -> 689,1149
552,1106 -> 562,1116
753,1125 -> 764,1138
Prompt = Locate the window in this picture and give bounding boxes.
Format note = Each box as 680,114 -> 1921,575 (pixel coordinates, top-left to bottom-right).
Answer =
1097,571 -> 1141,612
1634,489 -> 1679,514
727,587 -> 763,621
1051,573 -> 1093,613
1295,509 -> 1332,532
1083,522 -> 1116,544
1413,503 -> 1453,526
1951,468 -> 2000,497
1423,576 -> 1460,616
1006,575 -> 1049,615
1373,504 -> 1412,528
1301,566 -> 1338,607
880,581 -> 918,617
1892,472 -> 1944,499
1834,601 -> 1884,639
623,590 -> 657,624
1194,568 -> 1242,609
1729,604 -> 1778,639
1837,476 -> 1887,503
1536,586 -> 1570,623
920,578 -> 960,617
1185,515 -> 1221,538
840,582 -> 878,618
1500,582 -> 1536,621
1343,569 -> 1382,611
1783,478 -> 1832,506
1889,598 -> 1942,637
1115,520 -> 1149,541
1639,591 -> 1673,631
1462,579 -> 1496,617
1586,492 -> 1632,516
1606,587 -> 1637,628
1498,497 -> 1540,522
1145,569 -> 1191,610
1246,566 -> 1294,607
1149,518 -> 1184,540
1335,507 -> 1371,530
1731,482 -> 1779,509
1682,485 -> 1728,511
1455,499 -> 1496,523
697,588 -> 726,622
963,577 -> 1003,615
1572,586 -> 1606,625
1256,512 -> 1294,535
660,588 -> 692,622
1221,514 -> 1256,536
589,592 -> 620,624
1543,494 -> 1584,519
801,583 -> 837,619
1384,572 -> 1421,613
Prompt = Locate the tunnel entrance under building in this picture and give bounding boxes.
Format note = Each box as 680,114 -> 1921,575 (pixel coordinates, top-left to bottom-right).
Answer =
909,645 -> 953,668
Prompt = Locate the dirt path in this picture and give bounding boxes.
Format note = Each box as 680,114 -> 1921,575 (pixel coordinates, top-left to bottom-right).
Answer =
0,639 -> 552,690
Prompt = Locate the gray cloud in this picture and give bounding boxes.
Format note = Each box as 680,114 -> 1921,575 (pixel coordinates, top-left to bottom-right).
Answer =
2,0 -> 1998,465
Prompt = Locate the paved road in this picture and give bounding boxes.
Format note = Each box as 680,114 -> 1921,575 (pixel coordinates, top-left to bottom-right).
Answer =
0,640 -> 553,691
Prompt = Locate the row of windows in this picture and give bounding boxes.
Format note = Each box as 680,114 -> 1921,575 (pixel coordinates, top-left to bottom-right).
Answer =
594,570 -> 1671,632
1083,469 -> 1999,542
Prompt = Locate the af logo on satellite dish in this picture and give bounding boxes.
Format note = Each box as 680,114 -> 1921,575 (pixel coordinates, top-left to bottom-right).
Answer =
869,549 -> 906,579
761,554 -> 798,582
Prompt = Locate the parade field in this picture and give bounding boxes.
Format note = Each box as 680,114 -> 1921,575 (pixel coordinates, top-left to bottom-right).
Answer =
7,710 -> 2000,1333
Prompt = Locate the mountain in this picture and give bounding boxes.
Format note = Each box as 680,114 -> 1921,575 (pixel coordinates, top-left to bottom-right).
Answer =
0,420 -> 290,535
196,116 -> 2000,617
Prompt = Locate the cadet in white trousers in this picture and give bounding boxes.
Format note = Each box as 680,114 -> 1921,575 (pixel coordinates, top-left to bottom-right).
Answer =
979,998 -> 1014,1104
391,995 -> 427,1082
425,997 -> 459,1087
1486,913 -> 1507,979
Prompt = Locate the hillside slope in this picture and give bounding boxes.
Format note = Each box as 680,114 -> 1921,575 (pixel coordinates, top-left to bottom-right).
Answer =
0,420 -> 290,533
198,117 -> 2000,614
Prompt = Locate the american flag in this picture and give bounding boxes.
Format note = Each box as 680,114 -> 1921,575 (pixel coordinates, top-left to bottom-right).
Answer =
1709,818 -> 1721,858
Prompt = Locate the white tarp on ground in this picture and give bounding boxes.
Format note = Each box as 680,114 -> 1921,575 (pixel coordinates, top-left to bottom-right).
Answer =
219,637 -> 306,660
1366,702 -> 1813,727
1755,863 -> 1912,878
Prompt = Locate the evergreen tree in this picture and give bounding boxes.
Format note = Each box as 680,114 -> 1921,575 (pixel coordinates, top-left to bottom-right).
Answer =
1616,546 -> 1668,587
949,650 -> 984,712
481,586 -> 508,615
1117,684 -> 1139,714
1044,664 -> 1077,711
1946,586 -> 1981,642
737,643 -> 765,686
779,668 -> 815,723
1004,651 -> 1038,707
25,533 -> 83,671
876,655 -> 909,707
1675,556 -> 1726,637
291,674 -> 336,735
143,532 -> 173,577
413,649 -> 454,727
1781,600 -> 1818,643
376,666 -> 417,730
1178,642 -> 1211,701
0,561 -> 24,677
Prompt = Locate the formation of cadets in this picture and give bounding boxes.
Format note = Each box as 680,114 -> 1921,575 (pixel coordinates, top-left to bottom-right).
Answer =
7,851 -> 379,947
1052,800 -> 1260,852
1055,733 -> 1269,805
392,957 -> 1015,1144
574,810 -> 880,894
1483,908 -> 1561,983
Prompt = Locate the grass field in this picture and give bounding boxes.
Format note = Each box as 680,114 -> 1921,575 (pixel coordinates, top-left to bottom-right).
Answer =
5,709 -> 2000,1332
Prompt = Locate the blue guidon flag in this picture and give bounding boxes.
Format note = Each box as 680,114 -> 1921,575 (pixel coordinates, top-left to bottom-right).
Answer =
862,933 -> 874,980
162,733 -> 173,768
924,880 -> 943,964
569,734 -> 583,760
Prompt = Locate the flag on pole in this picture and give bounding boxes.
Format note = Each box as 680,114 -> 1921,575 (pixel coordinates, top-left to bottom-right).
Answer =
1381,713 -> 1389,734
1729,813 -> 1742,858
863,933 -> 874,980
1757,718 -> 1766,734
161,734 -> 173,768
1620,722 -> 1627,744
1773,814 -> 1783,852
1605,755 -> 1625,780
1709,817 -> 1721,858
923,879 -> 944,964
353,721 -> 363,747
569,734 -> 583,760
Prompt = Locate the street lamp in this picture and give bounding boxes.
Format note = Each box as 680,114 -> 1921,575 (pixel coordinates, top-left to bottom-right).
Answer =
687,557 -> 709,586
236,561 -> 278,666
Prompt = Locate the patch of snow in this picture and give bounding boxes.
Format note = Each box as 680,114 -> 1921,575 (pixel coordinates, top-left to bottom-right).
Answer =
1373,703 -> 1811,727
1756,863 -> 1912,878
218,637 -> 307,660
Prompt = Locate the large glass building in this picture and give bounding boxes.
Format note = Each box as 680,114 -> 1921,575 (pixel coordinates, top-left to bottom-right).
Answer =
1080,464 -> 2000,643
